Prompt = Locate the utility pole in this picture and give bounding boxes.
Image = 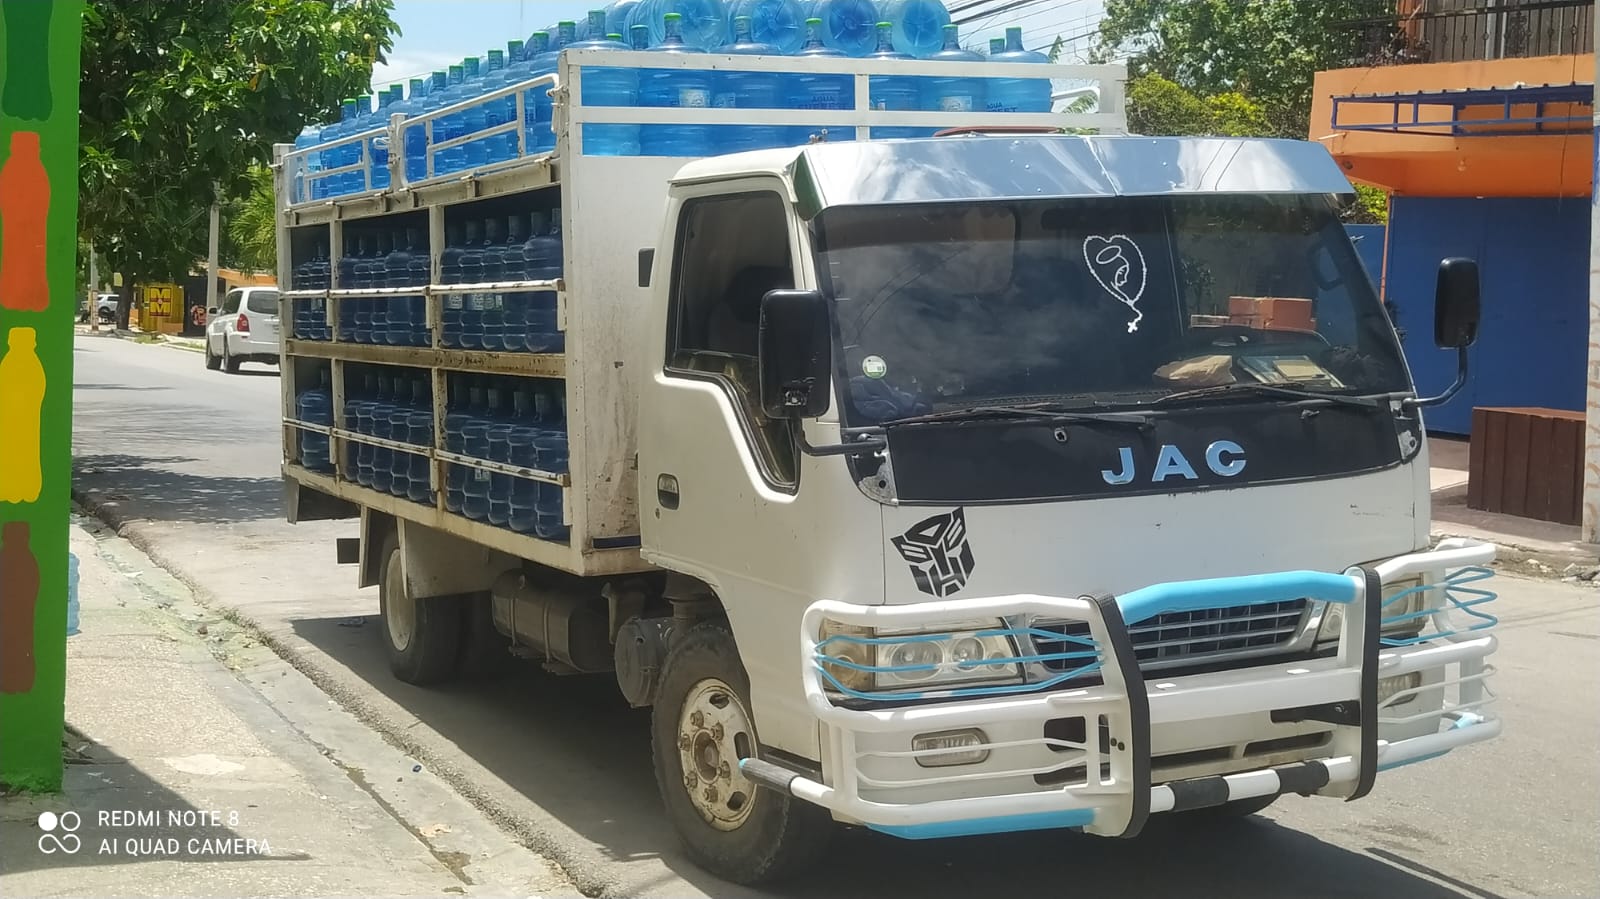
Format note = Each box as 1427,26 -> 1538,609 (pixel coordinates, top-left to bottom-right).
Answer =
205,182 -> 221,318
1584,8 -> 1600,542
86,243 -> 98,333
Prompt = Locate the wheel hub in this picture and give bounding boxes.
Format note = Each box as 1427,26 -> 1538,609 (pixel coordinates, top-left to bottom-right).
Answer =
384,552 -> 414,652
677,677 -> 756,831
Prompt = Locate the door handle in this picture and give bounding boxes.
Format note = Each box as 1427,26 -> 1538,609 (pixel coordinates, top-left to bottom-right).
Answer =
657,474 -> 680,510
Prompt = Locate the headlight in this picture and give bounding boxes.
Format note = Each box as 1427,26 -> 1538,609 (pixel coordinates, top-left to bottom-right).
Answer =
817,618 -> 1022,696
1317,575 -> 1429,642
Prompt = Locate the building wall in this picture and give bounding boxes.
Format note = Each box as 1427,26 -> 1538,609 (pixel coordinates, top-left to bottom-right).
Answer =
1386,196 -> 1590,434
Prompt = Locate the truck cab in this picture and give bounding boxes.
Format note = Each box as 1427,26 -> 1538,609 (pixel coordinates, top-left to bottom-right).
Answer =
634,134 -> 1498,879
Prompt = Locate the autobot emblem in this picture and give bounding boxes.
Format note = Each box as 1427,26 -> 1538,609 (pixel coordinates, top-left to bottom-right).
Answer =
891,508 -> 976,598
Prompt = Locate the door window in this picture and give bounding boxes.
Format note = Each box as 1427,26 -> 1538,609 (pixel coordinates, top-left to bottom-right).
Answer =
666,191 -> 799,488
220,291 -> 242,314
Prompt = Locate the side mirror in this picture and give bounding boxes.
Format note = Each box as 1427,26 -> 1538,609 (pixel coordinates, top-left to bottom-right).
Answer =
1433,257 -> 1480,349
207,307 -> 218,315
758,289 -> 831,419
1409,257 -> 1482,409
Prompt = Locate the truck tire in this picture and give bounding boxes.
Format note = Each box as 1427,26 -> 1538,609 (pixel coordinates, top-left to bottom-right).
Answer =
377,533 -> 461,685
457,592 -> 516,679
651,622 -> 831,884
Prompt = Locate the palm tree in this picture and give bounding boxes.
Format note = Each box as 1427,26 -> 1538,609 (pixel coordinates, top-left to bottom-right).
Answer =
224,166 -> 277,275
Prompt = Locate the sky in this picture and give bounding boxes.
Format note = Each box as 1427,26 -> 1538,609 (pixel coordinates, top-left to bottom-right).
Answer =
370,0 -> 1109,94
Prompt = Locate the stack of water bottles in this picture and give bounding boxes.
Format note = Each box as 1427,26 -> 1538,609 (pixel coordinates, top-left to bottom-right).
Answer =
291,238 -> 333,341
326,226 -> 431,347
295,370 -> 335,473
444,375 -> 570,540
344,367 -> 435,505
292,0 -> 1057,195
439,210 -> 563,355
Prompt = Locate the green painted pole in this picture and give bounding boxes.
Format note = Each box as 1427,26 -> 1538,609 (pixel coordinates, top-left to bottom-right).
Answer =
0,0 -> 86,793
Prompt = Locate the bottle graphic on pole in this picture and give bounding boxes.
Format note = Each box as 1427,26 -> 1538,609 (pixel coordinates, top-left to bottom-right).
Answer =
0,1 -> 53,120
0,328 -> 45,503
0,521 -> 39,694
0,132 -> 51,310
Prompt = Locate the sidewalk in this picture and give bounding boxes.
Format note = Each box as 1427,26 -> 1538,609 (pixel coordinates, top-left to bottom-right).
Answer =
0,518 -> 573,897
1427,437 -> 1599,574
75,323 -> 206,353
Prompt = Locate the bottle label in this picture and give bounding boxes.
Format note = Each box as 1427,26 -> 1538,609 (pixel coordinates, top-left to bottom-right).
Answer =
474,468 -> 491,482
713,92 -> 737,109
939,95 -> 975,113
445,295 -> 464,310
678,88 -> 710,109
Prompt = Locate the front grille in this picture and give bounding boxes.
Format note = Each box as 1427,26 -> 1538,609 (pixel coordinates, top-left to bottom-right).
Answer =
1032,599 -> 1309,672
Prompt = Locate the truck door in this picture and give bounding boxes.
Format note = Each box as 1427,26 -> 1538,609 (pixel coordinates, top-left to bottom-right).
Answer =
638,183 -> 827,754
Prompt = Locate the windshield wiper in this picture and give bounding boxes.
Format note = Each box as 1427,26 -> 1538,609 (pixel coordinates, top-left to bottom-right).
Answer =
1150,382 -> 1383,409
884,403 -> 1153,429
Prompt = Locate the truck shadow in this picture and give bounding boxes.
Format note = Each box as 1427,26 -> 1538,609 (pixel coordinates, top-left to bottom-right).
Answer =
290,613 -> 1499,899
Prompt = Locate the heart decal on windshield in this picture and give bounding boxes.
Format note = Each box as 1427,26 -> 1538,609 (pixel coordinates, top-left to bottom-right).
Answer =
1083,234 -> 1147,333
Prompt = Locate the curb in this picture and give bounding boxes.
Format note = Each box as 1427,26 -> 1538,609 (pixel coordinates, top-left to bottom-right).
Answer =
69,484 -> 614,898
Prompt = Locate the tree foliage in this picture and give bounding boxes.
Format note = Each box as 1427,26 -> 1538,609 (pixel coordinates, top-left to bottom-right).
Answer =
79,0 -> 399,321
1125,75 -> 1269,139
223,166 -> 279,275
1095,0 -> 1390,138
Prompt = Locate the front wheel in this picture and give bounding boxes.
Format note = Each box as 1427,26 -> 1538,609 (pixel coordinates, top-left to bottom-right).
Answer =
204,340 -> 221,370
651,622 -> 831,884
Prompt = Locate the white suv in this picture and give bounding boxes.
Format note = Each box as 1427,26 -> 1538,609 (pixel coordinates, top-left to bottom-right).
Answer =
205,286 -> 281,373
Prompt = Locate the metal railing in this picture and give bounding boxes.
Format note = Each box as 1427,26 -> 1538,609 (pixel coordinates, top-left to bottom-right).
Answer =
1343,0 -> 1593,66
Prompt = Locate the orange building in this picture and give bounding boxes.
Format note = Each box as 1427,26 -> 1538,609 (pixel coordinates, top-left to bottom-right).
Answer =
1310,0 -> 1593,439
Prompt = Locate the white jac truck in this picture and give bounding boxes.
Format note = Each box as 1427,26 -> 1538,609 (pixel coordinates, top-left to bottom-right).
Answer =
276,46 -> 1500,885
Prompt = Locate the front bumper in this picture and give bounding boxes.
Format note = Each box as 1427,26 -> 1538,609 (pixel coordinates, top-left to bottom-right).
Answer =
742,539 -> 1499,839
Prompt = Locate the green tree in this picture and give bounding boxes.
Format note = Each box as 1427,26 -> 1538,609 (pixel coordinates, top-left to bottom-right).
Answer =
223,166 -> 279,275
1126,74 -> 1269,139
1095,0 -> 1390,138
79,0 -> 399,326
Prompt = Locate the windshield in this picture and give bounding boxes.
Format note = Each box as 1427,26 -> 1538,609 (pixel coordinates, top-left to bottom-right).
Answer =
813,195 -> 1409,425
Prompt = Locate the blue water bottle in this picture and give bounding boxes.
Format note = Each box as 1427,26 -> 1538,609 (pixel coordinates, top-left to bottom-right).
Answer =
524,32 -> 559,154
293,123 -> 320,203
717,15 -> 787,153
633,0 -> 730,51
867,20 -> 927,139
440,220 -> 466,347
804,0 -> 877,56
458,219 -> 485,349
989,26 -> 1051,113
922,24 -> 985,115
533,389 -> 570,540
639,13 -> 715,156
523,210 -> 565,352
480,217 -> 507,351
569,11 -> 641,156
602,0 -> 644,39
405,227 -> 430,346
789,18 -> 851,145
733,0 -> 805,54
444,379 -> 471,512
405,71 -> 447,182
881,0 -> 949,58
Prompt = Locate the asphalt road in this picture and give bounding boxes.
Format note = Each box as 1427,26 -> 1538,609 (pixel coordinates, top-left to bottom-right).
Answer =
71,332 -> 1600,899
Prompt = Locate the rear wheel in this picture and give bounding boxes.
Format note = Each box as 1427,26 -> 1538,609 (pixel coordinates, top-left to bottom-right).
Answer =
222,339 -> 241,373
651,622 -> 831,884
204,339 -> 221,370
377,532 -> 462,685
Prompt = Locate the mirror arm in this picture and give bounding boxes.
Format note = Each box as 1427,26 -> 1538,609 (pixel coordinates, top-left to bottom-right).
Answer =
798,429 -> 887,458
1405,345 -> 1469,410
